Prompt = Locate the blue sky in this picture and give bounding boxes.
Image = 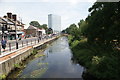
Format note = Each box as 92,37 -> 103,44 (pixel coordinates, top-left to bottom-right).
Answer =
0,0 -> 96,30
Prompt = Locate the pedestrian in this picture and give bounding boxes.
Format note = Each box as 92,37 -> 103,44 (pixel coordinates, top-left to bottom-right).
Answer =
1,38 -> 7,52
39,36 -> 41,40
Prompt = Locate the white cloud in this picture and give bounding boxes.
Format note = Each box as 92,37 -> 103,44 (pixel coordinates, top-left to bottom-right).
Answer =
0,2 -> 94,30
2,0 -> 120,2
1,0 -> 97,2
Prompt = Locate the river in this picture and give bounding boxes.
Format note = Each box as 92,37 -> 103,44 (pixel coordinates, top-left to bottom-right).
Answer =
17,37 -> 84,79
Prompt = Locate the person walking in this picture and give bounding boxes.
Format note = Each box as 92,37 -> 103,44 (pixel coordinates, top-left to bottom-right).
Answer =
1,38 -> 7,52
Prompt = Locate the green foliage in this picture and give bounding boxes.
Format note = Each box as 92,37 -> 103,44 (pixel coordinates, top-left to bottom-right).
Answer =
92,56 -> 104,65
71,40 -> 79,48
69,38 -> 120,80
78,19 -> 84,28
35,54 -> 45,58
29,21 -> 48,32
14,63 -> 21,69
41,24 -> 48,30
0,74 -> 6,79
29,21 -> 41,28
66,24 -> 81,40
79,21 -> 88,36
63,20 -> 88,40
21,68 -> 48,78
46,28 -> 53,34
68,35 -> 74,43
64,2 -> 120,46
31,49 -> 37,55
66,2 -> 120,80
89,55 -> 119,80
85,2 -> 120,46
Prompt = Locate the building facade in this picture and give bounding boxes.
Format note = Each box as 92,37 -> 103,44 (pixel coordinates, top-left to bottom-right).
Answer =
48,14 -> 61,34
0,12 -> 25,40
25,25 -> 46,38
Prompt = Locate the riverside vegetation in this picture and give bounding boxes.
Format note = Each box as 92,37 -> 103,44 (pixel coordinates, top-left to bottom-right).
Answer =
6,49 -> 46,79
63,2 -> 120,80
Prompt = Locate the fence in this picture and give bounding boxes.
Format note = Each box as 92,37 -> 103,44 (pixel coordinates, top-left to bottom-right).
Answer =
0,35 -> 57,56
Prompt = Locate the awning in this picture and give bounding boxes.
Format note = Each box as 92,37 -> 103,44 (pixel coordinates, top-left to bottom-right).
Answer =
9,31 -> 24,34
17,32 -> 24,34
9,32 -> 15,34
0,31 -> 2,34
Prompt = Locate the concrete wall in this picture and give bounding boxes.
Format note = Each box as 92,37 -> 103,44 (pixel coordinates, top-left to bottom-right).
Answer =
0,47 -> 33,76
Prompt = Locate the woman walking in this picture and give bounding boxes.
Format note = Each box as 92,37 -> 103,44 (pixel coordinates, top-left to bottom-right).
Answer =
1,38 -> 7,52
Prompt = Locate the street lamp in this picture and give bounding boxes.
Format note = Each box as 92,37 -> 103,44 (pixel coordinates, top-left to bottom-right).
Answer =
13,14 -> 18,49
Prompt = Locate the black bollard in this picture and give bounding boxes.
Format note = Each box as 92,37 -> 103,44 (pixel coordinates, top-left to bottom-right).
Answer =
16,42 -> 18,49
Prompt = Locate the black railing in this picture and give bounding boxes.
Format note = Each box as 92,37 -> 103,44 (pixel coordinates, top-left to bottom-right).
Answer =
0,35 -> 58,56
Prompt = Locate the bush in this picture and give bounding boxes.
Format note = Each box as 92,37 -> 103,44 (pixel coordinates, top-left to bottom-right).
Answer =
71,40 -> 79,48
69,36 -> 120,80
89,55 -> 119,80
68,35 -> 74,46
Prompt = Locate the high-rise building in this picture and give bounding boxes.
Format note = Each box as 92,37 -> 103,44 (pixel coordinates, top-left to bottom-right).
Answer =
48,14 -> 61,33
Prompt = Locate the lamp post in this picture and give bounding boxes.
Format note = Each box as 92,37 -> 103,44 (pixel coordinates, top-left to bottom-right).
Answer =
15,21 -> 18,49
13,14 -> 18,49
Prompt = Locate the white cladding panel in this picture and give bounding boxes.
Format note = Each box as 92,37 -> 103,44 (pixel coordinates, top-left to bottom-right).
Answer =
48,14 -> 61,33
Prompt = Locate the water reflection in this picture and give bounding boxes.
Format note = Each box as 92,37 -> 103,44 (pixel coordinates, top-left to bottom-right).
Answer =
19,37 -> 84,78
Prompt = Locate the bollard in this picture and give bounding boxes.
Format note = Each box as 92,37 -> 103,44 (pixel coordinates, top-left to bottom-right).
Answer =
9,43 -> 11,51
35,39 -> 36,44
16,42 -> 18,49
22,41 -> 23,47
31,40 -> 32,45
26,40 -> 28,46
27,41 -> 28,46
38,39 -> 39,43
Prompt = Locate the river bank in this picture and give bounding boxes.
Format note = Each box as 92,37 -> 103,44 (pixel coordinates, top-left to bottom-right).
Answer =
6,44 -> 48,79
0,37 -> 59,79
7,36 -> 84,79
68,35 -> 120,80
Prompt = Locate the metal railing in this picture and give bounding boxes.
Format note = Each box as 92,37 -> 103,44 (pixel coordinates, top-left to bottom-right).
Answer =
0,35 -> 58,56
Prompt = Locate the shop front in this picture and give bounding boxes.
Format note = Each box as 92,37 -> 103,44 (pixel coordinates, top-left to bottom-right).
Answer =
9,31 -> 25,40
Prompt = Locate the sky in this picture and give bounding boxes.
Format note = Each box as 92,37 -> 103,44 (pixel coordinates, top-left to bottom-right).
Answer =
0,0 -> 97,30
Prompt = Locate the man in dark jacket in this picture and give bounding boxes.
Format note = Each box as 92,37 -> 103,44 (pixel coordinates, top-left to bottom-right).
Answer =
1,38 -> 7,52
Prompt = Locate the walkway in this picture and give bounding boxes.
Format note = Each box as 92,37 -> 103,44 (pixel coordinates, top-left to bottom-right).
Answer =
0,46 -> 32,63
0,37 -> 38,57
0,36 -> 57,63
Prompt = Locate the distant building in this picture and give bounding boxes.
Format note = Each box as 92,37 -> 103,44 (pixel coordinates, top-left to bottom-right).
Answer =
25,25 -> 37,37
38,28 -> 46,35
48,14 -> 61,34
25,25 -> 46,38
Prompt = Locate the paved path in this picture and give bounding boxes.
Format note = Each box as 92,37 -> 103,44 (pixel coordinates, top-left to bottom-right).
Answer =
0,37 -> 39,55
0,46 -> 32,62
7,37 -> 37,43
0,36 -> 57,63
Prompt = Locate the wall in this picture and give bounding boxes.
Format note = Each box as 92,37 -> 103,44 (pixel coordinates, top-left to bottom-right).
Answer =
0,47 -> 33,76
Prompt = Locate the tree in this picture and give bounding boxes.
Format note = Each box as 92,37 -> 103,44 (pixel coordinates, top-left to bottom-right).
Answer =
78,19 -> 84,28
78,20 -> 88,36
46,28 -> 53,34
61,29 -> 66,33
41,24 -> 48,30
65,24 -> 80,40
85,2 -> 120,46
29,21 -> 41,28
